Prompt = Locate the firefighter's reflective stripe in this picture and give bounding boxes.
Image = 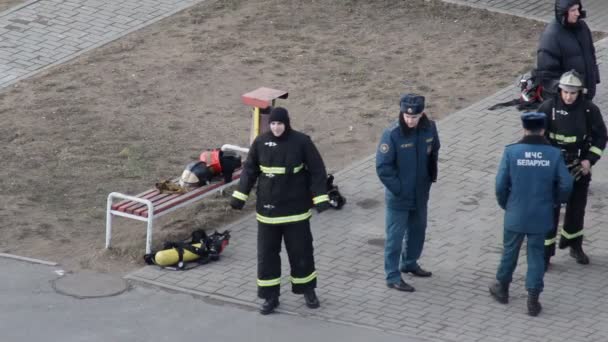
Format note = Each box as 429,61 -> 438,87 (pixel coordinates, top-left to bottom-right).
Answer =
544,237 -> 557,246
257,277 -> 281,287
232,191 -> 248,201
561,229 -> 584,240
312,194 -> 329,204
256,210 -> 312,224
259,164 -> 304,174
590,146 -> 603,156
549,132 -> 577,143
290,271 -> 317,284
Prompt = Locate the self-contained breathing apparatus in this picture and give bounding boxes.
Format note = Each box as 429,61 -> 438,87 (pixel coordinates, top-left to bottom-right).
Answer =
144,230 -> 231,270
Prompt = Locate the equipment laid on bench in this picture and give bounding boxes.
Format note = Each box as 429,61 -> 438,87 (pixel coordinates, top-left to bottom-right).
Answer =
106,87 -> 288,254
144,230 -> 231,270
106,145 -> 245,255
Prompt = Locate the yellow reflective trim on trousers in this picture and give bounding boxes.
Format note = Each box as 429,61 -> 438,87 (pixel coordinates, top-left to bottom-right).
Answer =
257,278 -> 281,287
313,194 -> 329,204
549,132 -> 577,143
293,164 -> 304,173
290,271 -> 317,284
590,146 -> 603,156
232,191 -> 248,201
544,237 -> 556,246
256,210 -> 312,224
560,229 -> 584,240
260,165 -> 286,174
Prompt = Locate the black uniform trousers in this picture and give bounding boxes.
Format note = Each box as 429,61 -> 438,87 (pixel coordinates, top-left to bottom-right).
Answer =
257,219 -> 317,299
545,174 -> 590,258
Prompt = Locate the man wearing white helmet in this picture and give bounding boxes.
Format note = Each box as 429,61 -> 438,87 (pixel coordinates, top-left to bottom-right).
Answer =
538,70 -> 607,267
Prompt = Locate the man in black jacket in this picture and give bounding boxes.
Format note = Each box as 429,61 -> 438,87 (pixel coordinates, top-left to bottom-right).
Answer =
538,70 -> 607,267
537,0 -> 599,100
230,107 -> 331,315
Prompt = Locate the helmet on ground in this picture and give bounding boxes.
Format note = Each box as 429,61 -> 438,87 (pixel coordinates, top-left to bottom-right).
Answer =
178,161 -> 213,188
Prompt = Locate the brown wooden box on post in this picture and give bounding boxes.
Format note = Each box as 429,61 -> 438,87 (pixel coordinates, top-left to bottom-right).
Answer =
241,87 -> 288,144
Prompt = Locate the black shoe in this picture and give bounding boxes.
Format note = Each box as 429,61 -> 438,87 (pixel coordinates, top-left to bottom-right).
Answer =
569,246 -> 590,265
527,294 -> 542,317
544,257 -> 551,271
489,282 -> 509,304
303,289 -> 320,309
403,266 -> 432,278
259,297 -> 279,315
387,279 -> 415,292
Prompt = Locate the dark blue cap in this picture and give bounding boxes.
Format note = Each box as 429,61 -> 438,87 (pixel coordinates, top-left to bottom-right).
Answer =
400,94 -> 425,114
521,112 -> 546,130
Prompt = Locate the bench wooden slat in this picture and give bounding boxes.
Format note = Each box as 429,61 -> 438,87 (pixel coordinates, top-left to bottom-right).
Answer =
141,170 -> 242,218
124,193 -> 172,215
132,193 -> 180,216
112,188 -> 159,211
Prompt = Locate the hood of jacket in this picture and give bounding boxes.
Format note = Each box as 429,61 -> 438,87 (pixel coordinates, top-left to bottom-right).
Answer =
555,0 -> 583,26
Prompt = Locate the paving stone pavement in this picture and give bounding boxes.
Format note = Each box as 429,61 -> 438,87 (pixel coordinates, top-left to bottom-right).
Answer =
129,38 -> 608,341
0,0 -> 205,88
442,0 -> 608,33
3,0 -> 606,340
125,2 -> 608,341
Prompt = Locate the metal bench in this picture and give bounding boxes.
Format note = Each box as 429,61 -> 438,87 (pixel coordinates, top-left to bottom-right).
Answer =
105,170 -> 242,254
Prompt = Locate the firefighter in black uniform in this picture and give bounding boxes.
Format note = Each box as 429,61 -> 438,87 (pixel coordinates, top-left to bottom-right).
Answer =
230,107 -> 331,315
538,70 -> 607,267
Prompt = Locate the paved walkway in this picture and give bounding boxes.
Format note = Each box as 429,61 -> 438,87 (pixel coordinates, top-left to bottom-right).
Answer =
2,0 -> 607,341
0,0 -> 203,88
127,6 -> 608,342
443,0 -> 608,32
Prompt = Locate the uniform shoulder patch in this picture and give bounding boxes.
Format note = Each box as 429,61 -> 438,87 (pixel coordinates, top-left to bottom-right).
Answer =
380,143 -> 390,153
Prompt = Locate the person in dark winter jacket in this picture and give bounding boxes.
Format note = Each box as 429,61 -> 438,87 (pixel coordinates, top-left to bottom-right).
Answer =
536,0 -> 599,100
376,94 -> 440,293
490,112 -> 573,317
230,107 -> 330,315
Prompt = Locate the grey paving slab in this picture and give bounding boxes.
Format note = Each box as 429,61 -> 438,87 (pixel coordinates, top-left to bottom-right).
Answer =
0,0 -> 205,89
129,36 -> 608,342
442,0 -> 608,32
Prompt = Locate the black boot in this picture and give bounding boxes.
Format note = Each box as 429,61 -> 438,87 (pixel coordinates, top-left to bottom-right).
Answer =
259,296 -> 279,315
489,282 -> 509,304
527,293 -> 542,317
569,245 -> 590,265
303,289 -> 320,309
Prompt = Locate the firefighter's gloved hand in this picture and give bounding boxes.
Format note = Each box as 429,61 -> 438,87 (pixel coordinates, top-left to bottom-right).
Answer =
315,201 -> 331,213
230,197 -> 245,210
569,164 -> 584,181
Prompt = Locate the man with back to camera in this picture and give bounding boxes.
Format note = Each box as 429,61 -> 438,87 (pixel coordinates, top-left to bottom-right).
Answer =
490,112 -> 573,317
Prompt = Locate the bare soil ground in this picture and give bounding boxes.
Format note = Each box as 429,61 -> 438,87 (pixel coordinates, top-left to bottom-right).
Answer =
1,0 -> 558,274
0,0 -> 25,12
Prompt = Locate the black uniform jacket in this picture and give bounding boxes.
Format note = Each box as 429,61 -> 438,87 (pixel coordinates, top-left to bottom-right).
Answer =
234,129 -> 328,224
538,95 -> 607,165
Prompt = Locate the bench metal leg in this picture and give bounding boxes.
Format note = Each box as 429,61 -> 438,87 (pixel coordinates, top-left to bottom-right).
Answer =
106,192 -> 154,254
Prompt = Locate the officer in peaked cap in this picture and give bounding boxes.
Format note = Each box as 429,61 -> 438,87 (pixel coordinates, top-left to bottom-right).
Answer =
491,112 -> 573,316
376,94 -> 440,293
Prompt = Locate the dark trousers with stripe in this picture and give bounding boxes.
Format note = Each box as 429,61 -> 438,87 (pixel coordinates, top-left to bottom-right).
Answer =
257,220 -> 316,299
545,174 -> 590,258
